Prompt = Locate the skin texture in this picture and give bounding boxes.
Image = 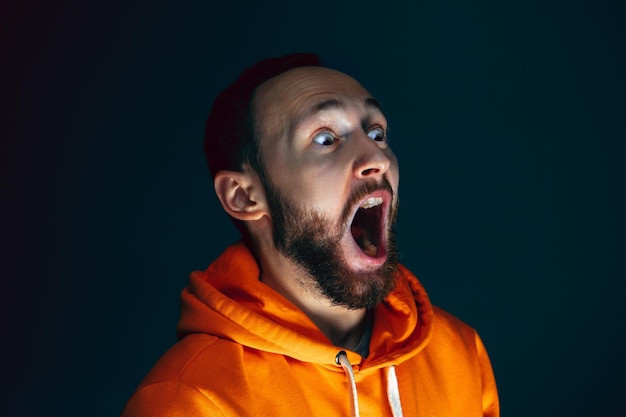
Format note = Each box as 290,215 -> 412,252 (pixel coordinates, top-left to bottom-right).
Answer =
214,67 -> 400,349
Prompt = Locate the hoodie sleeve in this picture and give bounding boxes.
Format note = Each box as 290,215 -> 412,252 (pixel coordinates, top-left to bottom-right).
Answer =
475,332 -> 500,417
120,381 -> 225,417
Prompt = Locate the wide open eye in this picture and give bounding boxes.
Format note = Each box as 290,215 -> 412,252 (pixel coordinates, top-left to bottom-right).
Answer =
367,127 -> 385,142
312,131 -> 337,146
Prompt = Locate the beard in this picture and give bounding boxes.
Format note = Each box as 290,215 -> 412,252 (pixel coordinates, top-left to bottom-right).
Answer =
262,177 -> 400,310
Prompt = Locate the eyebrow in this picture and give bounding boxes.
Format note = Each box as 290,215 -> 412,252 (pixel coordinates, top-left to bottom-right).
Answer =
294,97 -> 386,130
365,97 -> 385,116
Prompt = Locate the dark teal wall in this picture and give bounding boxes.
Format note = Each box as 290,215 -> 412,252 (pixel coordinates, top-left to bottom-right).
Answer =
3,1 -> 625,415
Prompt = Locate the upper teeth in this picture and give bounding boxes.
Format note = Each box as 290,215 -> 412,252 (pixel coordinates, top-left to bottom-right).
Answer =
361,197 -> 383,209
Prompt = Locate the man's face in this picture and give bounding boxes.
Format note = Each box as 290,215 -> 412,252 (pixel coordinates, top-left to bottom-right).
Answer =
253,67 -> 400,309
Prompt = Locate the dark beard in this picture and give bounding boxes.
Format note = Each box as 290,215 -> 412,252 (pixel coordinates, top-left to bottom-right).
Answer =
263,178 -> 400,310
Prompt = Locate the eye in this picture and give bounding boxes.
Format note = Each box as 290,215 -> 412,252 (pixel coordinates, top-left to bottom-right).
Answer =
367,127 -> 385,142
312,131 -> 337,146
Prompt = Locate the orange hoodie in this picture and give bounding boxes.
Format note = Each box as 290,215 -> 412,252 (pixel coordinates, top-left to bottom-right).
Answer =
121,243 -> 499,417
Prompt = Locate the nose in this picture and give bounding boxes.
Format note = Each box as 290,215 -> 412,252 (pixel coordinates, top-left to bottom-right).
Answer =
352,133 -> 392,179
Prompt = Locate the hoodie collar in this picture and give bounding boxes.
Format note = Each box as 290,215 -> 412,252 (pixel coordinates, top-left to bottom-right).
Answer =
177,242 -> 434,368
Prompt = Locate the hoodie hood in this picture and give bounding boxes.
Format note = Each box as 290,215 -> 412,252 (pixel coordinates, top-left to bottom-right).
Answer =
177,242 -> 434,369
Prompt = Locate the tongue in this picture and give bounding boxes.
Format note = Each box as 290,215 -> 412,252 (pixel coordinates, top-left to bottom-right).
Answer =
352,224 -> 378,256
361,236 -> 378,257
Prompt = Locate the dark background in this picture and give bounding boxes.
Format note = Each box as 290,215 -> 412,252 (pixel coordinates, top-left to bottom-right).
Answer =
2,0 -> 625,416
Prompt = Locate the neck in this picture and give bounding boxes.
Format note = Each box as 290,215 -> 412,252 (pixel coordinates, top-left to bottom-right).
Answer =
251,233 -> 368,350
309,306 -> 370,350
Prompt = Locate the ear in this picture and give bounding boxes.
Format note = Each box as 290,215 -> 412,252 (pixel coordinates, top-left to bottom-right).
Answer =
214,169 -> 268,221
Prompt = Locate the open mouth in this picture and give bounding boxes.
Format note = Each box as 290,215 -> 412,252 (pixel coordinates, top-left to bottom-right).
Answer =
350,196 -> 385,257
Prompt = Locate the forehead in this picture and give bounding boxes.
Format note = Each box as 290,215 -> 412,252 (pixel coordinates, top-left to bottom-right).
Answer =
253,67 -> 378,135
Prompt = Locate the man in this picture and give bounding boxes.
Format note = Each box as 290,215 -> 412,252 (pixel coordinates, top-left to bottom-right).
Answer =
121,53 -> 499,417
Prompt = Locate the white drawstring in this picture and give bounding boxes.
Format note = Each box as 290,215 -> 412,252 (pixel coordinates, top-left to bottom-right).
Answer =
386,365 -> 404,417
336,351 -> 360,417
336,351 -> 404,417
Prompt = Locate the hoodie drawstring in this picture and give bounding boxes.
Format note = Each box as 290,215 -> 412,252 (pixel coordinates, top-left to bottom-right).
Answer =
336,351 -> 360,417
335,351 -> 404,417
386,365 -> 404,417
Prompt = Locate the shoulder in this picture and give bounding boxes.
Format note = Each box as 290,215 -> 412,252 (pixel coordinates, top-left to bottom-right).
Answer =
121,378 -> 224,417
138,334 -> 247,387
431,306 -> 484,351
121,334 -> 248,416
424,306 -> 490,369
428,308 -> 500,416
432,306 -> 479,340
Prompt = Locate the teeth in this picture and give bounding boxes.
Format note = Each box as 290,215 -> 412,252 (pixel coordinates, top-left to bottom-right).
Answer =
361,197 -> 383,209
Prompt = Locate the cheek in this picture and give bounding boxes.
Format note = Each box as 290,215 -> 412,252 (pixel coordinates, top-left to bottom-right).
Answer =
265,162 -> 328,205
293,164 -> 349,212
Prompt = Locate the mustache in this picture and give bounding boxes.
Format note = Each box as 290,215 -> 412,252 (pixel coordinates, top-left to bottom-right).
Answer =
341,178 -> 395,224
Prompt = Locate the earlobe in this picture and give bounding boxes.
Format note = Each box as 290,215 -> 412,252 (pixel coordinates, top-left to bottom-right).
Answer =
214,170 -> 268,221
